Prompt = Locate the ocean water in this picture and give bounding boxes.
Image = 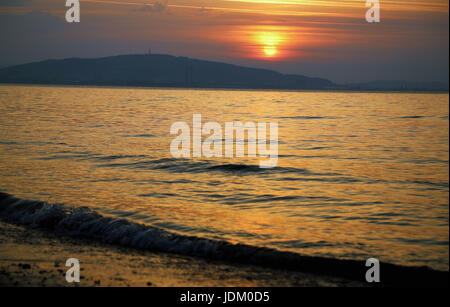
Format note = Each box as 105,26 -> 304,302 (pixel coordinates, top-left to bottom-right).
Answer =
0,85 -> 448,271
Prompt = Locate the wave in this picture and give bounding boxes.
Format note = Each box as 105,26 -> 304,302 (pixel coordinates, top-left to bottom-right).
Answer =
32,152 -> 449,187
98,157 -> 337,177
0,192 -> 447,286
279,116 -> 340,120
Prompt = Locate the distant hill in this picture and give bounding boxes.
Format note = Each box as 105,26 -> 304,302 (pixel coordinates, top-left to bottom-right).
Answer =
0,54 -> 334,90
0,54 -> 447,92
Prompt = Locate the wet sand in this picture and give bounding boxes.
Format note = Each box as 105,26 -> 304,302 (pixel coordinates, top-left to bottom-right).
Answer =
0,221 -> 366,287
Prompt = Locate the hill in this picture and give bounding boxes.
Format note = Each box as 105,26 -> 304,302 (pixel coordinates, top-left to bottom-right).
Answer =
0,54 -> 334,90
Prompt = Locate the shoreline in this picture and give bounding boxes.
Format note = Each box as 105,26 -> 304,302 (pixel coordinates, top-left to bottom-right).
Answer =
0,192 -> 448,287
0,220 -> 365,287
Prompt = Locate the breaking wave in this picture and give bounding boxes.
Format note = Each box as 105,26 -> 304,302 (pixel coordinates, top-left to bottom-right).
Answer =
0,192 -> 447,286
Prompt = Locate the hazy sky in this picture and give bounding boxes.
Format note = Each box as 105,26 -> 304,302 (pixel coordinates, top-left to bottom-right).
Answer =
0,0 -> 448,83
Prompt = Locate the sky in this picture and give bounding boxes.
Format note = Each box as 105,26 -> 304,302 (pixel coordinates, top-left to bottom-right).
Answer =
0,0 -> 448,83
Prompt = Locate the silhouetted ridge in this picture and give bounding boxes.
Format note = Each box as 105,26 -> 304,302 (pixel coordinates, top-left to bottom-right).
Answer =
0,54 -> 333,90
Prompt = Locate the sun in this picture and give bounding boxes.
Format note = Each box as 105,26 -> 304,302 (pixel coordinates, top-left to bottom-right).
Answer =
263,45 -> 278,57
233,26 -> 294,60
258,32 -> 281,58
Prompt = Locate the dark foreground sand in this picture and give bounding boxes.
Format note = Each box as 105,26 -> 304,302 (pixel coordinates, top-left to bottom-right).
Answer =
0,221 -> 366,287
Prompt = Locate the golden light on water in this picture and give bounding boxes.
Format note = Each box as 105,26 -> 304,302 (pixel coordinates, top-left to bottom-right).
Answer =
1,85 -> 448,271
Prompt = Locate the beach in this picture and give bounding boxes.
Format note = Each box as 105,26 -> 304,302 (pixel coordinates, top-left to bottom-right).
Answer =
0,192 -> 448,287
0,220 -> 366,287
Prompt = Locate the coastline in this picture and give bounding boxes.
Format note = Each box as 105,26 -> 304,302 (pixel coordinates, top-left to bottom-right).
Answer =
0,192 -> 448,287
0,220 -> 365,287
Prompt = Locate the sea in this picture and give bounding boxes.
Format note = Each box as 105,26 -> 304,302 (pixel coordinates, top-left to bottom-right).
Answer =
0,85 -> 448,271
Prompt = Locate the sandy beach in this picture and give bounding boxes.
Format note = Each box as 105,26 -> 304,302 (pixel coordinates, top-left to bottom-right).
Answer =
0,220 -> 366,287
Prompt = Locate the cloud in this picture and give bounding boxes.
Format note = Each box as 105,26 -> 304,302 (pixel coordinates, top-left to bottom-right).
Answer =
139,1 -> 168,13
